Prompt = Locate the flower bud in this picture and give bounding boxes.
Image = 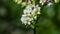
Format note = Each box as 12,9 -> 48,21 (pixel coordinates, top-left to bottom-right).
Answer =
13,0 -> 22,4
21,2 -> 26,8
54,0 -> 59,3
34,16 -> 37,20
37,11 -> 41,15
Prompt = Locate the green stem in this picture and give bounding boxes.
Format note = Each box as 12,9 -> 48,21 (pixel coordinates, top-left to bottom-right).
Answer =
34,20 -> 36,34
33,15 -> 40,34
34,26 -> 36,34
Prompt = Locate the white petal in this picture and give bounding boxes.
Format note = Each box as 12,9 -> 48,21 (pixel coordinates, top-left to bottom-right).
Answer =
38,7 -> 40,11
22,14 -> 27,17
48,2 -> 52,6
28,22 -> 31,25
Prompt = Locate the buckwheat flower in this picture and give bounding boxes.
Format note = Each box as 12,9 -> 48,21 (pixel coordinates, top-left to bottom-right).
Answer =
32,5 -> 40,14
39,0 -> 48,5
21,16 -> 33,25
35,4 -> 40,11
23,4 -> 35,16
21,1 -> 41,25
32,8 -> 36,15
29,4 -> 40,20
23,11 -> 31,16
23,8 -> 32,16
32,4 -> 40,15
39,0 -> 45,5
47,2 -> 52,6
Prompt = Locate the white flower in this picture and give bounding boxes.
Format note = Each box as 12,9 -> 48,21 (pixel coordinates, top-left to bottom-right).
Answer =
23,8 -> 32,16
23,4 -> 35,16
21,16 -> 33,25
39,0 -> 45,5
32,4 -> 40,15
47,2 -> 52,6
21,2 -> 41,25
39,0 -> 48,5
35,4 -> 40,11
32,9 -> 36,15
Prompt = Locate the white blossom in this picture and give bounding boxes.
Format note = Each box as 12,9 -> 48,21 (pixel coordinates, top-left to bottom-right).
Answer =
23,7 -> 32,16
39,0 -> 48,5
47,2 -> 52,6
39,0 -> 45,5
35,4 -> 40,11
32,4 -> 40,15
21,16 -> 33,25
21,1 -> 41,25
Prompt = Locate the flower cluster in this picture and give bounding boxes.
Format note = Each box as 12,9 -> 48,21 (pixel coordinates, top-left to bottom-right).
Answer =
13,0 -> 53,6
39,0 -> 53,6
20,0 -> 53,25
21,0 -> 41,25
13,0 -> 54,25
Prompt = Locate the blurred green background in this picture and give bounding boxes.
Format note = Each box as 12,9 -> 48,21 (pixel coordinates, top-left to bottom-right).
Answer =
0,0 -> 60,34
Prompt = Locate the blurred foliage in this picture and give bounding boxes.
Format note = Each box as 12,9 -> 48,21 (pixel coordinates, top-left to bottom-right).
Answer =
0,0 -> 60,34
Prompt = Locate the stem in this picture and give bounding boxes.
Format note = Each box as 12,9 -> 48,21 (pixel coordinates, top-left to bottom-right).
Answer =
33,15 -> 40,34
34,20 -> 36,34
34,26 -> 36,34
